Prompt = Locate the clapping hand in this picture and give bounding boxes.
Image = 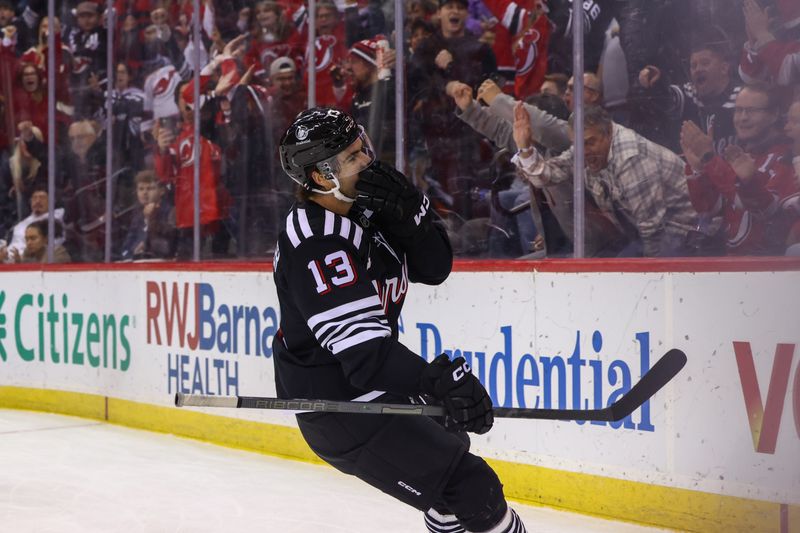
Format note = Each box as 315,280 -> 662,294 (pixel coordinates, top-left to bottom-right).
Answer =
723,145 -> 757,182
512,101 -> 534,152
680,121 -> 714,170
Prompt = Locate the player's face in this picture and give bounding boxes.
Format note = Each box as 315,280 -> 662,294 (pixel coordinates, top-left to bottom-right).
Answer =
333,131 -> 376,195
337,138 -> 373,178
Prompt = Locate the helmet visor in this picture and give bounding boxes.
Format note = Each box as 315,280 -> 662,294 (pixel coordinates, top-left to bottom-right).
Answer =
317,126 -> 376,180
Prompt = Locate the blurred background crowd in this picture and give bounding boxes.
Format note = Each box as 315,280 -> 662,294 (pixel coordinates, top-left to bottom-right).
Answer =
1,0 -> 799,263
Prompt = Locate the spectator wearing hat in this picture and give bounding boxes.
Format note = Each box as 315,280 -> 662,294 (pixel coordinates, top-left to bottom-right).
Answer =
407,0 -> 497,218
154,78 -> 231,259
268,56 -> 306,147
349,35 -> 396,162
64,1 -> 107,118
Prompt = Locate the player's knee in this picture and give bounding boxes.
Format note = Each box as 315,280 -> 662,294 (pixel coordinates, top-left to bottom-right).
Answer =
440,453 -> 507,532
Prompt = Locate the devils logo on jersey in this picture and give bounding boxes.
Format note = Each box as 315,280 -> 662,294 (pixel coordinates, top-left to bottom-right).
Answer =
153,69 -> 177,98
314,35 -> 339,72
514,28 -> 540,75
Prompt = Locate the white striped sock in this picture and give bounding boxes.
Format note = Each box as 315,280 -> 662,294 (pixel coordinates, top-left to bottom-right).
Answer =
425,508 -> 466,533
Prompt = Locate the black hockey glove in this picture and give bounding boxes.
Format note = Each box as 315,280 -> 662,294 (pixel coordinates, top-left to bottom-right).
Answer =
355,160 -> 430,238
419,354 -> 494,435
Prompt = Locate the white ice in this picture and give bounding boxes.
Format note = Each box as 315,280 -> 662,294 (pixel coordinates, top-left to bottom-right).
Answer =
0,409 -> 670,532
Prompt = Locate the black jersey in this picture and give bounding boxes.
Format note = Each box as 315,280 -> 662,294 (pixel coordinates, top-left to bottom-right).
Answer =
272,200 -> 452,402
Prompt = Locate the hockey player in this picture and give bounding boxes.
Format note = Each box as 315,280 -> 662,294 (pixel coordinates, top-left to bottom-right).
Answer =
274,107 -> 527,533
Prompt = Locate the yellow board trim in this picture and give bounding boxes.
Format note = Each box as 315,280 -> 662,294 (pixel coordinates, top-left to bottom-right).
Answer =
1,386 -> 796,533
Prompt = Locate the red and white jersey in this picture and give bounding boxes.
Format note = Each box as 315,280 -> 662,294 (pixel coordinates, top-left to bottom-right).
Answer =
481,0 -> 550,99
687,141 -> 800,254
154,123 -> 225,228
303,30 -> 352,109
245,32 -> 306,79
740,38 -> 800,87
512,14 -> 550,99
144,65 -> 182,120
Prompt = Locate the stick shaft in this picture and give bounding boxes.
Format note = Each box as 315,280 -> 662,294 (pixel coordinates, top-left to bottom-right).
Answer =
175,349 -> 686,422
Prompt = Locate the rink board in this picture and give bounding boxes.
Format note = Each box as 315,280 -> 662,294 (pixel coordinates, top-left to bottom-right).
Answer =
0,261 -> 799,533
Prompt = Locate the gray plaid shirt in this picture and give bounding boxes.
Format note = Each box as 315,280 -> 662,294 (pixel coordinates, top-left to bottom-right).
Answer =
513,123 -> 698,256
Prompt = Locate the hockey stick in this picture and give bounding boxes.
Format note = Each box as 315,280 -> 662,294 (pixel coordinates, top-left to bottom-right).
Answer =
175,348 -> 686,422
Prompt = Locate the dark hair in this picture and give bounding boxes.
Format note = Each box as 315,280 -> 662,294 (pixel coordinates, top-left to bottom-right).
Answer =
568,105 -> 612,134
30,184 -> 48,196
410,19 -> 435,36
134,170 -> 158,185
543,73 -> 569,95
27,220 -> 48,240
689,26 -> 734,62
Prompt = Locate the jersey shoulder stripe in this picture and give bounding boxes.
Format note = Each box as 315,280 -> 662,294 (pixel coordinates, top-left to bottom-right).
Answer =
285,205 -> 366,252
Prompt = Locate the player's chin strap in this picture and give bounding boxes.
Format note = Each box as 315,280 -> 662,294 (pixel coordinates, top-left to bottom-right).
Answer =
315,174 -> 356,203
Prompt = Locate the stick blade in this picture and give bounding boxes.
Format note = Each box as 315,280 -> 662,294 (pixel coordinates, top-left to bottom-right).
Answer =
607,348 -> 687,421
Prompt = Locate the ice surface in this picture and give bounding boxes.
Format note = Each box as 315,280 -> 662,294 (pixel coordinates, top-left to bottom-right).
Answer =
0,409 -> 669,532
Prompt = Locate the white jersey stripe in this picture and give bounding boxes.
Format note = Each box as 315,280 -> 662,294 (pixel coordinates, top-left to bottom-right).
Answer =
353,224 -> 363,248
307,295 -> 383,330
324,210 -> 336,235
325,322 -> 391,352
339,217 -> 352,240
330,328 -> 391,354
351,390 -> 385,402
297,208 -> 313,239
315,308 -> 388,344
285,212 -> 301,248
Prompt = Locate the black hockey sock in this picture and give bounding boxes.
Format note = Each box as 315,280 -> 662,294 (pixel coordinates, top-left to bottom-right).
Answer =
424,507 -> 466,533
468,508 -> 526,533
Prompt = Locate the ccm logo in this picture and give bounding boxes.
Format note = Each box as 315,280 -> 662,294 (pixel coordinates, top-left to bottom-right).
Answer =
452,362 -> 471,382
398,481 -> 421,496
413,195 -> 430,226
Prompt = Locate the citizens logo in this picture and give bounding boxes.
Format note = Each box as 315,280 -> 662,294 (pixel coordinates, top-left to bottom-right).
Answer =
0,290 -> 132,370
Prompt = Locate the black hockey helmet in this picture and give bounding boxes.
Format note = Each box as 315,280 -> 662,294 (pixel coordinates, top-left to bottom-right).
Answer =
280,107 -> 371,190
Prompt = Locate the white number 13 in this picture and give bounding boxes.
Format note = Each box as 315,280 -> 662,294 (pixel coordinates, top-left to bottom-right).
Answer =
307,250 -> 357,294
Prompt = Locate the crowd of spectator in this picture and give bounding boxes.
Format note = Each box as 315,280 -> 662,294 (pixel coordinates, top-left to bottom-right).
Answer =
0,0 -> 798,262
